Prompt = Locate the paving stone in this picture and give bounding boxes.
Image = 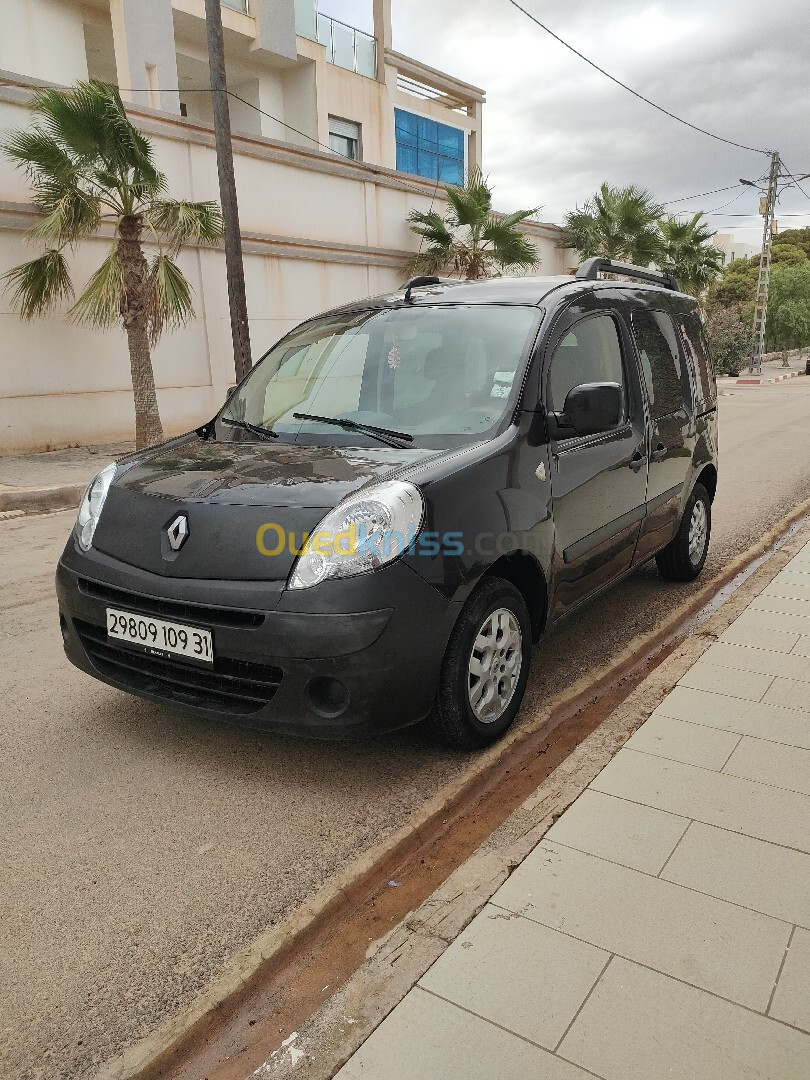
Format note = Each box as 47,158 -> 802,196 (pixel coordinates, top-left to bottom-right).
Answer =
791,636 -> 810,658
624,714 -> 740,770
653,686 -> 810,747
591,748 -> 810,853
335,987 -> 594,1079
560,957 -> 810,1080
545,789 -> 688,874
764,578 -> 810,602
763,677 -> 810,712
697,642 -> 810,683
661,821 -> 810,928
752,594 -> 810,620
419,905 -> 609,1049
491,841 -> 790,1011
770,928 -> 810,1033
741,605 -> 810,635
723,737 -> 810,797
678,662 -> 773,701
720,622 -> 802,654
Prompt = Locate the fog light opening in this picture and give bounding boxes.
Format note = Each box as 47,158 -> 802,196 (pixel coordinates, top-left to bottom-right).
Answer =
59,613 -> 70,644
307,676 -> 350,718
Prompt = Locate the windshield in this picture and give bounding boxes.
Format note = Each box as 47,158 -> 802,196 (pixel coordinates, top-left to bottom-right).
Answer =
219,305 -> 540,449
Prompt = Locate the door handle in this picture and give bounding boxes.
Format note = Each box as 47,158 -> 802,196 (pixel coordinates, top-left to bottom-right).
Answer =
651,444 -> 667,462
629,452 -> 647,472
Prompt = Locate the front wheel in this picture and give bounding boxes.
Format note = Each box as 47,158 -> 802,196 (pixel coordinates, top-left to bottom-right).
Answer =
656,483 -> 711,582
428,576 -> 532,751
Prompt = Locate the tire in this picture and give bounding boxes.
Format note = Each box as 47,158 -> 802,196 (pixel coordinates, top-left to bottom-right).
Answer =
428,576 -> 532,751
655,483 -> 711,582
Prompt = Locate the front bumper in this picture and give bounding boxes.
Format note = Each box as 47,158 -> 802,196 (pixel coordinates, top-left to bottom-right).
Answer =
56,540 -> 461,739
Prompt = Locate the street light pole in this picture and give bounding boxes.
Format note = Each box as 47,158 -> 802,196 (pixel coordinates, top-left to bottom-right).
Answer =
747,151 -> 781,375
204,0 -> 253,383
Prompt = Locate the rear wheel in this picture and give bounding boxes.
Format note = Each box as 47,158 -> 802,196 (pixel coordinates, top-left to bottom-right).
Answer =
656,483 -> 711,582
429,576 -> 532,751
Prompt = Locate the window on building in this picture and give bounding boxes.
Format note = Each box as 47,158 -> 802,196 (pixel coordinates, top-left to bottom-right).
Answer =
328,116 -> 361,160
395,109 -> 464,184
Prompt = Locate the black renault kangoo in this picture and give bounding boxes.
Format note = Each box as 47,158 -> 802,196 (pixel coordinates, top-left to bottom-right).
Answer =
56,259 -> 718,749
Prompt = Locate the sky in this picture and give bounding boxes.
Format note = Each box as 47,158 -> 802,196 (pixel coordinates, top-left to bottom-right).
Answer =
325,0 -> 810,242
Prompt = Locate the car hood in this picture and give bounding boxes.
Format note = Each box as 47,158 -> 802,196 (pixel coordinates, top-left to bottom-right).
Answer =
90,435 -> 438,581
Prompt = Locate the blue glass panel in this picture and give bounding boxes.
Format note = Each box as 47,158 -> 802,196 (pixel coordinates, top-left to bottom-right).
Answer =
437,123 -> 464,159
417,115 -> 438,148
395,109 -> 418,146
438,156 -> 464,185
417,149 -> 439,179
396,142 -> 419,175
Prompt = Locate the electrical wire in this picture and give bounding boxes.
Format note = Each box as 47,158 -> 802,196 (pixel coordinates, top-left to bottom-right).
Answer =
780,163 -> 810,203
505,0 -> 772,156
665,184 -> 744,204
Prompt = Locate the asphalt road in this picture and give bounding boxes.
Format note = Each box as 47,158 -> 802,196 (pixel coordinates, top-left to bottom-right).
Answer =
2,380 -> 810,1079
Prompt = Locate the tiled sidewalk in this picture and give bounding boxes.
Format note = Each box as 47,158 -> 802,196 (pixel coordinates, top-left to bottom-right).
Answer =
337,543 -> 810,1079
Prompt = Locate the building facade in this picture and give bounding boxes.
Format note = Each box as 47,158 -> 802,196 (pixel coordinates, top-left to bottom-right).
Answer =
0,0 -> 570,452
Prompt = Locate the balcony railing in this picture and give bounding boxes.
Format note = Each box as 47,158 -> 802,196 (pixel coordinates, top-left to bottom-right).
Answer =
294,0 -> 376,78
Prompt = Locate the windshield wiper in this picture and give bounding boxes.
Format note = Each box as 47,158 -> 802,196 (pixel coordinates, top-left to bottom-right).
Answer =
293,413 -> 414,448
221,417 -> 279,441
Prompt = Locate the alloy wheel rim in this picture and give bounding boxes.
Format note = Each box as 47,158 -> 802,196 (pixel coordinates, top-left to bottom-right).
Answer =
467,607 -> 523,724
688,500 -> 708,564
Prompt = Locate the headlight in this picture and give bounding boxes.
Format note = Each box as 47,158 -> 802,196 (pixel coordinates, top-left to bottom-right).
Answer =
76,463 -> 117,551
289,480 -> 424,590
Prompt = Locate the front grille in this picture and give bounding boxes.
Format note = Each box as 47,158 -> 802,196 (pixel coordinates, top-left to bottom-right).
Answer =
78,578 -> 265,629
75,620 -> 283,715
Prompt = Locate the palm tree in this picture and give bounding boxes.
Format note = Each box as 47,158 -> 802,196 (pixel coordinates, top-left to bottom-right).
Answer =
2,81 -> 223,448
559,183 -> 665,267
659,213 -> 724,297
407,167 -> 540,280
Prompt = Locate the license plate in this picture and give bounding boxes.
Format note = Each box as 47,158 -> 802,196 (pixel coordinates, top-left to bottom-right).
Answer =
106,608 -> 214,665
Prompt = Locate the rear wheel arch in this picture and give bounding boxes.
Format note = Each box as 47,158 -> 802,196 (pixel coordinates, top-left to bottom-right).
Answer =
696,464 -> 717,502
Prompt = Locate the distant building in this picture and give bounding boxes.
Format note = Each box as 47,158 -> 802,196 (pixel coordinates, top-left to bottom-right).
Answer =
0,0 -> 570,452
713,233 -> 760,265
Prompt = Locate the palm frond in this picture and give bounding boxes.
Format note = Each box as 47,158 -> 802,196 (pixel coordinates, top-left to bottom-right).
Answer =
29,186 -> 101,245
2,249 -> 74,318
69,247 -> 123,329
482,218 -> 539,271
444,165 -> 492,227
145,253 -> 195,345
147,200 -> 224,253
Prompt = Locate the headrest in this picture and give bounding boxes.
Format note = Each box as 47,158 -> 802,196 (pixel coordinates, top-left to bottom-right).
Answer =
423,345 -> 458,382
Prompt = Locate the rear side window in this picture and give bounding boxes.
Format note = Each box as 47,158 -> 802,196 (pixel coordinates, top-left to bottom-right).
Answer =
631,310 -> 686,420
678,313 -> 717,409
548,314 -> 626,415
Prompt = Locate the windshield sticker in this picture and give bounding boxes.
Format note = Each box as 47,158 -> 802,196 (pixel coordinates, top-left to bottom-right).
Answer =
387,341 -> 402,370
491,371 -> 515,398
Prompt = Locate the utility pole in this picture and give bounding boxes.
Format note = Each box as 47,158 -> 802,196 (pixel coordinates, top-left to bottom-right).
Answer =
204,0 -> 252,383
747,151 -> 780,375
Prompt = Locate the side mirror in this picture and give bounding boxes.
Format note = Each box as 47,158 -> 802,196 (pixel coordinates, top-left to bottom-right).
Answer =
550,382 -> 622,439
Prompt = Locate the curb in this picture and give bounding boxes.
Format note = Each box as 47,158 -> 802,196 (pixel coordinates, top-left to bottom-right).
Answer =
97,495 -> 810,1080
736,370 -> 804,385
0,483 -> 84,514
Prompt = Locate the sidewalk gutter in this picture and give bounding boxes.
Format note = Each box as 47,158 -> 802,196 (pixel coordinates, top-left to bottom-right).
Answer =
736,371 -> 805,385
96,497 -> 810,1080
0,483 -> 85,514
253,510 -> 810,1080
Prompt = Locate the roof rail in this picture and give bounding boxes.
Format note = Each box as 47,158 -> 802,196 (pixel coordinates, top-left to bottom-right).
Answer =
575,258 -> 679,292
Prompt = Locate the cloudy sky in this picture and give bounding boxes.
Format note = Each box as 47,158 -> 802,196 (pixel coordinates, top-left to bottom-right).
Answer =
329,0 -> 810,241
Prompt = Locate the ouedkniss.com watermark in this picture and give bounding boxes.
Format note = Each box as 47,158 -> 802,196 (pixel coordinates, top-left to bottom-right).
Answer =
256,522 -> 536,559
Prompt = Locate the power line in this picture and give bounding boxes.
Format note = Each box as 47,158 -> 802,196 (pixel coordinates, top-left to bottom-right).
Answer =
505,0 -> 772,156
780,163 -> 810,203
665,184 -> 744,204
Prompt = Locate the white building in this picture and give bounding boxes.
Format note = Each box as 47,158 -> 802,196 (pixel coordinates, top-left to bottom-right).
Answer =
0,0 -> 571,452
713,233 -> 760,265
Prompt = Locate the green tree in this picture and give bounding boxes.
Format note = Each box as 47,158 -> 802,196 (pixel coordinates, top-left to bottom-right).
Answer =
768,262 -> 810,354
558,183 -> 665,266
407,166 -> 540,280
770,243 -> 808,267
708,255 -> 759,308
704,302 -> 750,376
659,212 -> 724,297
2,81 -> 223,448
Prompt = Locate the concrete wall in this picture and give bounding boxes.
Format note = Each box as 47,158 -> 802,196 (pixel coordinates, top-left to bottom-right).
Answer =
0,77 -> 571,453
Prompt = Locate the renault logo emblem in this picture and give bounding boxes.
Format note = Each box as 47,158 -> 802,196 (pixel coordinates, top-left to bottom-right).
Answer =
166,514 -> 189,551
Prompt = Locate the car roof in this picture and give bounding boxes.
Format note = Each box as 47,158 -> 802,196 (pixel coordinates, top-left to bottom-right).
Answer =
313,275 -> 699,319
